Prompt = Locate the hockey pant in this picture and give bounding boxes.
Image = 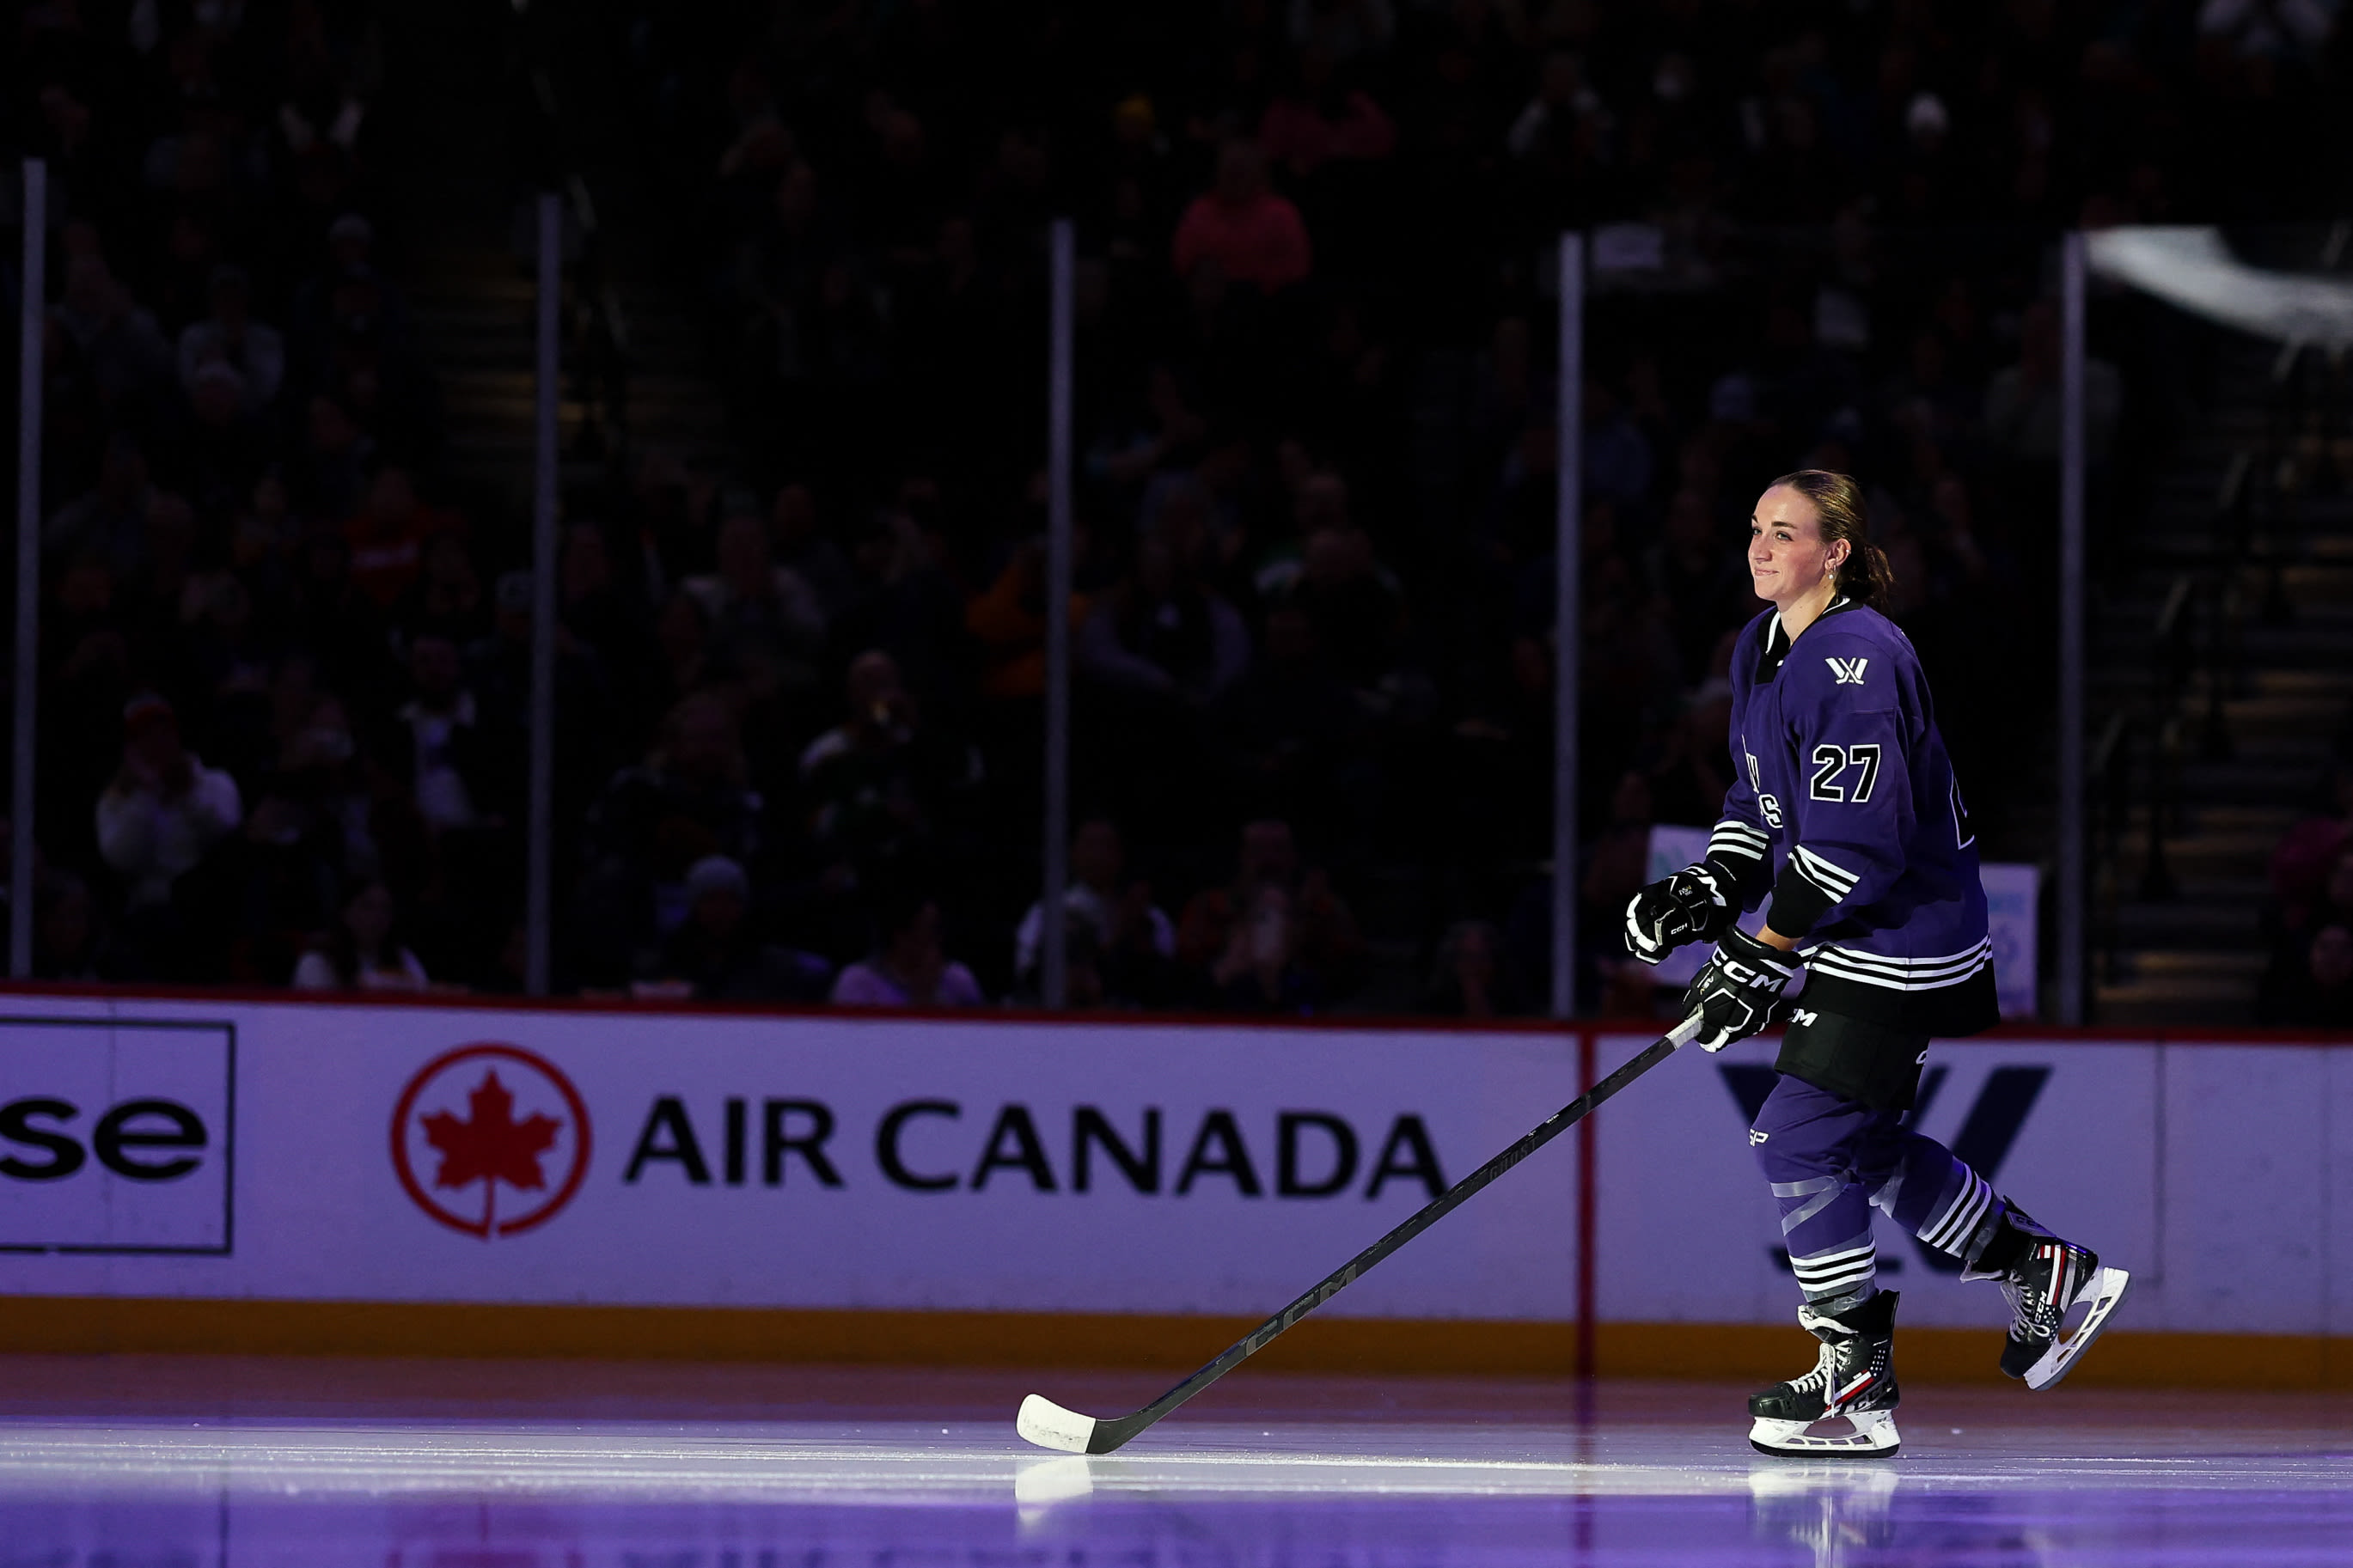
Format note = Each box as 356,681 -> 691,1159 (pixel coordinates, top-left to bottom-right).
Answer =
1751,1072 -> 2005,1304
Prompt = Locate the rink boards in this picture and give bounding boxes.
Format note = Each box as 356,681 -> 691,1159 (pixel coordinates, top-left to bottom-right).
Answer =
0,991 -> 2344,1383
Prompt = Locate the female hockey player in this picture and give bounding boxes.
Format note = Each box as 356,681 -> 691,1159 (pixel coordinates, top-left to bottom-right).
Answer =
1624,470 -> 2129,1458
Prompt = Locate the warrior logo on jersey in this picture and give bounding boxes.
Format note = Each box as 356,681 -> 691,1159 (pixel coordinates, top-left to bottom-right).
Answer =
1825,656 -> 1870,685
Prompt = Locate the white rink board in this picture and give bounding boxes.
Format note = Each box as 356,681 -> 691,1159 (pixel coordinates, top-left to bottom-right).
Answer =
0,995 -> 2342,1335
0,998 -> 1585,1320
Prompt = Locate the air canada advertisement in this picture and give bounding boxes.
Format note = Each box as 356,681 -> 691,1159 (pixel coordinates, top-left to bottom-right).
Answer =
0,998 -> 2345,1335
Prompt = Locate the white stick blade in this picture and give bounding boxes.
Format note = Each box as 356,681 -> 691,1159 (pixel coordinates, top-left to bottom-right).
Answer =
1016,1394 -> 1097,1454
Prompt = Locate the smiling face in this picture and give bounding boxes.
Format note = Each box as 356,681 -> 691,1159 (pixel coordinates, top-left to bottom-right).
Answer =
1747,484 -> 1850,610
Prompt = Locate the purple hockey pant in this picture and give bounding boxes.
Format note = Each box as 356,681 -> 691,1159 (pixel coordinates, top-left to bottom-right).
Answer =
1751,1073 -> 2002,1303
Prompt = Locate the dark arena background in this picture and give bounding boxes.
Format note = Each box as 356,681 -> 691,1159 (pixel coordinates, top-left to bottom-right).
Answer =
2,3 -> 2350,1565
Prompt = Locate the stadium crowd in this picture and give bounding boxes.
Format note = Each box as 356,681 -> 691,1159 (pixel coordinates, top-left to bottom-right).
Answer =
6,0 -> 2347,1013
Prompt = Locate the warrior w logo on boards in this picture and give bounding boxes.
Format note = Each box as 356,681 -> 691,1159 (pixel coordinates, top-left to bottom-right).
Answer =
1719,1059 -> 2050,1277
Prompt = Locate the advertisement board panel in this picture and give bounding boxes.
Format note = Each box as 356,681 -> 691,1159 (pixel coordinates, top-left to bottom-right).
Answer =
0,1016 -> 235,1255
0,998 -> 1585,1322
0,993 -> 2341,1351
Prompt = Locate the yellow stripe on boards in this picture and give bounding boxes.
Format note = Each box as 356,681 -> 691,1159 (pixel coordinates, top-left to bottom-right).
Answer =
0,1297 -> 2342,1389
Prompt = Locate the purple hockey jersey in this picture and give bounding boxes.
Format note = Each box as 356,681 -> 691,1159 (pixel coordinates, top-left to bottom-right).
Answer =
1706,598 -> 1998,1036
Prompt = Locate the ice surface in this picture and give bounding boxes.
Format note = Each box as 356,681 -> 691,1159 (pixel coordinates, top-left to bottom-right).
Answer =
0,1359 -> 2346,1565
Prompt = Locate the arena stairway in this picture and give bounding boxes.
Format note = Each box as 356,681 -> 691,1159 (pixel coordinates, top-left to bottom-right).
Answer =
406,242 -> 736,501
384,0 -> 740,512
2084,337 -> 2353,1026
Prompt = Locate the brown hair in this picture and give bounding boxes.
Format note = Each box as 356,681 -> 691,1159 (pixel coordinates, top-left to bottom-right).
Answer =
1768,469 -> 1895,610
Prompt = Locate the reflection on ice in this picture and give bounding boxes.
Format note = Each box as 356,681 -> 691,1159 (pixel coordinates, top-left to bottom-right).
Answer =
1013,1453 -> 1096,1506
0,1411 -> 2347,1568
1748,1463 -> 1900,1568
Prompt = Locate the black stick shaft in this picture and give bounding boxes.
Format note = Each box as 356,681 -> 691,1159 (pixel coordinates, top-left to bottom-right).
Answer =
1085,1020 -> 1698,1452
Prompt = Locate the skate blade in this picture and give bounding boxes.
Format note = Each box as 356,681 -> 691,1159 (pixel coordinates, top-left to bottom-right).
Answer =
1748,1409 -> 1900,1459
2024,1266 -> 2131,1392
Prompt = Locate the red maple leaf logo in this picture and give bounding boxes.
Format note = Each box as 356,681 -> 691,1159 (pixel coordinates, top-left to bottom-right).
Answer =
421,1071 -> 562,1235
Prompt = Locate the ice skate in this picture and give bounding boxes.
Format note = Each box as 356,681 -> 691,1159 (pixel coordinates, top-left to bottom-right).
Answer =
1987,1209 -> 2130,1391
1748,1290 -> 1902,1458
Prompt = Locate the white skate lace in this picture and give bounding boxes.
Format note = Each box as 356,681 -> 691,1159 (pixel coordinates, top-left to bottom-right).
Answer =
1798,1338 -> 1837,1396
1775,1335 -> 1844,1410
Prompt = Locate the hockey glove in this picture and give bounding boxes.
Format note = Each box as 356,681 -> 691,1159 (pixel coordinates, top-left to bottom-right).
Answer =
1681,927 -> 1800,1052
1623,860 -> 1739,965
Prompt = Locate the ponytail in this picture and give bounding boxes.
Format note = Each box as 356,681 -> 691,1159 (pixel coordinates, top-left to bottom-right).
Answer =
1769,468 -> 1895,611
1841,540 -> 1897,611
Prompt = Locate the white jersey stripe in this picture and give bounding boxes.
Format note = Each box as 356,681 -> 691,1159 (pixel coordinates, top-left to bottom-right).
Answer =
1810,952 -> 1990,983
1792,845 -> 1861,891
1801,937 -> 1994,975
1806,939 -> 1995,993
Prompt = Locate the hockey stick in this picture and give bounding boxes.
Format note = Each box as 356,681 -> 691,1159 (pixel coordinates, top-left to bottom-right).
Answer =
1015,1013 -> 1706,1454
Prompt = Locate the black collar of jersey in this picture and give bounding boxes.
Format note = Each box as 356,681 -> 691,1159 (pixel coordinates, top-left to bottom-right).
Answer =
1755,596 -> 1861,685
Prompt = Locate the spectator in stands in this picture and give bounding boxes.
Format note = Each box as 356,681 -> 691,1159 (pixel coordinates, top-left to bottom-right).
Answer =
2264,834 -> 2353,1022
297,394 -> 374,522
294,526 -> 394,710
390,633 -> 498,831
51,250 -> 173,420
1176,819 -> 1361,1010
1291,0 -> 1395,59
18,0 -> 2326,1022
291,882 -> 429,991
178,265 -> 284,413
175,776 -> 347,985
46,435 -> 167,584
1583,379 -> 1656,513
649,591 -> 715,717
1582,770 -> 1659,943
686,500 -> 828,703
831,883 -> 986,1007
344,467 -> 453,609
1012,820 -> 1176,1004
1172,141 -> 1312,294
771,482 -> 857,625
1079,514 -> 1251,709
2269,924 -> 2353,1028
1093,365 -> 1211,494
1983,301 -> 2122,464
1421,919 -> 1517,1018
560,521 -> 654,695
651,855 -> 832,1002
1645,485 -> 1753,686
799,650 -> 950,873
95,695 -> 242,912
579,692 -> 767,979
294,214 -> 413,392
1259,46 -> 1397,180
968,538 -> 1090,704
408,534 -> 487,644
2266,765 -> 2353,931
469,570 -> 611,824
33,870 -> 106,982
1219,602 -> 1366,809
1260,521 -> 1406,692
172,359 -> 272,524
